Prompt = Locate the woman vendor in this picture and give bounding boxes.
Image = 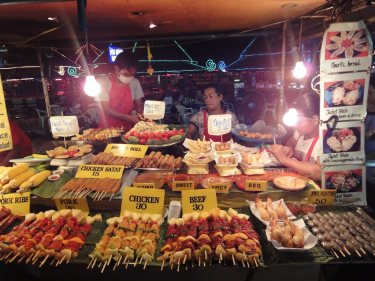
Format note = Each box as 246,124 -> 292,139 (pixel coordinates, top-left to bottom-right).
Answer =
186,84 -> 239,141
271,92 -> 321,180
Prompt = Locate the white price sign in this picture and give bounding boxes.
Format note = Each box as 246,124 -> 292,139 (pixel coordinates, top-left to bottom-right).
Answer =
50,116 -> 79,137
143,100 -> 165,120
208,114 -> 232,136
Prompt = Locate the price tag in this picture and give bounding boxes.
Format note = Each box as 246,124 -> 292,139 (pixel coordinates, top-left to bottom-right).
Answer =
245,180 -> 267,192
55,198 -> 89,214
0,74 -> 12,152
172,181 -> 195,192
104,143 -> 148,158
75,165 -> 124,179
143,100 -> 166,120
133,183 -> 155,189
207,114 -> 232,136
121,187 -> 165,215
207,182 -> 231,193
50,116 -> 79,137
181,189 -> 217,214
308,190 -> 336,205
0,192 -> 30,216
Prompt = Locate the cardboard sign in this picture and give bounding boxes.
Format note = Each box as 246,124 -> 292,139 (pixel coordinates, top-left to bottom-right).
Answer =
320,21 -> 373,74
208,114 -> 232,136
0,74 -> 12,153
143,100 -> 165,120
0,192 -> 30,216
50,116 -> 79,137
121,187 -> 165,215
104,143 -> 148,158
75,165 -> 124,179
172,181 -> 195,192
133,182 -> 155,189
308,190 -> 336,205
55,198 -> 89,213
207,182 -> 231,193
244,180 -> 268,192
181,189 -> 217,214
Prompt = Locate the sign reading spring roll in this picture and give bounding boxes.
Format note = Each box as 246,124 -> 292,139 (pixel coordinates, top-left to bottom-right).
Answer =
321,165 -> 366,205
0,192 -> 30,216
121,187 -> 165,215
50,116 -> 79,137
320,121 -> 364,165
0,74 -> 12,152
320,21 -> 373,74
75,165 -> 124,179
104,143 -> 148,158
208,114 -> 232,136
143,100 -> 165,120
181,189 -> 217,214
320,72 -> 369,121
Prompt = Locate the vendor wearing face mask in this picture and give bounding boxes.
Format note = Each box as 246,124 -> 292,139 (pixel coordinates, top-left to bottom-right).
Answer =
95,52 -> 144,130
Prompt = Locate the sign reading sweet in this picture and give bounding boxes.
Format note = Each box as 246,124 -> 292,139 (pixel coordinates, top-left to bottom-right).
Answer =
0,74 -> 12,152
0,192 -> 30,216
50,116 -> 79,137
172,181 -> 195,192
121,187 -> 165,215
143,100 -> 166,120
105,143 -> 148,158
308,190 -> 336,205
181,189 -> 217,214
245,180 -> 267,192
208,114 -> 232,135
55,198 -> 89,213
75,165 -> 124,179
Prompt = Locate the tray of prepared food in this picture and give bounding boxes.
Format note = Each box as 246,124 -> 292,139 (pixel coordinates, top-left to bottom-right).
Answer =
88,152 -> 137,168
71,127 -> 123,142
134,151 -> 183,171
232,121 -> 286,144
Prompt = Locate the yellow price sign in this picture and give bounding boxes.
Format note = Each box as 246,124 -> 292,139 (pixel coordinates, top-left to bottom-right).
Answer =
133,182 -> 155,189
75,165 -> 124,179
0,192 -> 30,216
181,189 -> 217,214
245,180 -> 267,192
172,181 -> 195,192
105,143 -> 148,158
121,187 -> 165,215
207,182 -> 231,193
308,190 -> 336,205
55,198 -> 89,214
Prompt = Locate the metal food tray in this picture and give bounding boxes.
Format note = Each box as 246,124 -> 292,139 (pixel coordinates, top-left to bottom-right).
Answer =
121,135 -> 184,148
134,166 -> 181,172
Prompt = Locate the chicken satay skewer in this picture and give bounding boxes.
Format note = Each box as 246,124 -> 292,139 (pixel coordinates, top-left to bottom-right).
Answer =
91,257 -> 98,269
39,254 -> 49,267
87,257 -> 94,269
8,252 -> 20,263
160,260 -> 165,271
143,259 -> 148,270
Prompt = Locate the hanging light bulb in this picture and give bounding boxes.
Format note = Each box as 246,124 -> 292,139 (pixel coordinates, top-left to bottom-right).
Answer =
293,61 -> 307,79
283,108 -> 298,126
84,75 -> 101,97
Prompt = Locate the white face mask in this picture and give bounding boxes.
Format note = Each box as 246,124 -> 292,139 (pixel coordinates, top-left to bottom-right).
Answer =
118,74 -> 134,84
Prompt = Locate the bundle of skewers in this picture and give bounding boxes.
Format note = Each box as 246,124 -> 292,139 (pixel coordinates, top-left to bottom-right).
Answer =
157,208 -> 262,271
304,211 -> 375,258
53,178 -> 122,201
87,211 -> 163,272
89,152 -> 137,168
0,207 -> 22,234
0,209 -> 101,266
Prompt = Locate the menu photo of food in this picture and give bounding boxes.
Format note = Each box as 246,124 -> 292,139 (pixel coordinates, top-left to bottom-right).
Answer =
324,169 -> 362,193
323,127 -> 361,153
324,79 -> 365,108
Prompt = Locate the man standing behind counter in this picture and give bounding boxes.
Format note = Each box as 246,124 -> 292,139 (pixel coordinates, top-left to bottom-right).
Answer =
95,52 -> 144,130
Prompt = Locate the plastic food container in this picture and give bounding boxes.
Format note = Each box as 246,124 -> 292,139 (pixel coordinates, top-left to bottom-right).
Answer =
53,169 -> 64,175
48,174 -> 60,181
133,173 -> 165,189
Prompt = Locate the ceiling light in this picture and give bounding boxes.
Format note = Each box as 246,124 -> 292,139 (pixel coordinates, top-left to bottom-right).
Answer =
149,23 -> 157,29
84,75 -> 101,97
292,61 -> 307,79
283,108 -> 298,127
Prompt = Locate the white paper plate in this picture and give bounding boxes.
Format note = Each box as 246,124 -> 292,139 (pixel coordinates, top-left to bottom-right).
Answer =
265,219 -> 318,252
10,157 -> 51,166
247,198 -> 296,225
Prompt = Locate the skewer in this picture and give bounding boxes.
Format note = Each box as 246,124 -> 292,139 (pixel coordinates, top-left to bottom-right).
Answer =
26,253 -> 35,264
331,250 -> 339,259
57,255 -> 66,266
254,258 -> 259,268
87,258 -> 93,269
204,251 -> 208,261
177,257 -> 181,272
101,261 -> 107,273
232,255 -> 236,266
343,247 -> 351,256
355,249 -> 362,257
91,258 -> 97,269
219,253 -> 222,263
50,258 -> 56,266
133,256 -> 139,267
246,261 -> 250,268
139,254 -> 144,265
9,252 -> 20,263
39,255 -> 49,267
143,260 -> 148,270
241,260 -> 245,267
339,249 -> 345,257
113,256 -> 122,270
170,260 -> 174,270
109,193 -> 115,201
32,256 -> 39,265
125,260 -> 130,269
203,261 -> 206,267
18,255 -> 25,263
360,248 -> 366,255
198,257 -> 201,267
122,254 -> 128,264
4,251 -> 13,260
98,261 -> 102,268
182,255 -> 187,265
160,260 -> 165,271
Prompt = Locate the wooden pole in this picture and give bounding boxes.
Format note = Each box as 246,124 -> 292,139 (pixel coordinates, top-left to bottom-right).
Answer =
278,21 -> 288,122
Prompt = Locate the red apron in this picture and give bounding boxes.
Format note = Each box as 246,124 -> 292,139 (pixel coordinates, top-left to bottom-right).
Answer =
202,110 -> 232,142
304,135 -> 319,162
98,75 -> 134,130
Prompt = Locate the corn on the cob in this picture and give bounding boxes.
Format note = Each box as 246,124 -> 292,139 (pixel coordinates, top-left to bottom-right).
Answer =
0,163 -> 29,181
19,170 -> 51,192
0,183 -> 11,194
8,169 -> 36,189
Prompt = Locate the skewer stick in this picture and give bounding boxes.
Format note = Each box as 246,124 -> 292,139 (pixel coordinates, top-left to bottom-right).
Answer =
170,261 -> 174,270
39,255 -> 49,267
232,255 -> 236,266
66,256 -> 71,264
18,255 -> 25,263
177,257 -> 181,272
91,258 -> 97,269
50,258 -> 56,266
219,253 -> 223,263
32,250 -> 40,261
143,260 -> 148,270
98,261 -> 102,268
139,254 -> 144,264
133,256 -> 139,267
26,253 -> 35,264
339,249 -> 345,258
87,258 -> 93,269
122,254 -> 128,264
254,258 -> 259,268
331,250 -> 339,259
246,261 -> 250,268
9,252 -> 20,263
4,251 -> 13,260
32,256 -> 39,265
360,248 -> 366,255
125,260 -> 130,269
203,261 -> 206,267
109,193 -> 115,201
101,261 -> 107,273
343,247 -> 351,256
198,257 -> 201,267
113,256 -> 121,271
241,260 -> 246,267
57,255 -> 66,266
355,249 -> 361,257
183,255 -> 187,265
161,260 -> 165,271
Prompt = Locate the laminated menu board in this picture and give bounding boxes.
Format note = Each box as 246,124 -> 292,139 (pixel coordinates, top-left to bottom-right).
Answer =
322,164 -> 366,205
320,72 -> 369,121
320,121 -> 364,165
320,21 -> 373,74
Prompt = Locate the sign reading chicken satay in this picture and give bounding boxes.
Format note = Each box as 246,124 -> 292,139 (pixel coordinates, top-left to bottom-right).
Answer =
104,143 -> 148,158
208,114 -> 232,135
121,187 -> 165,215
181,189 -> 217,214
320,21 -> 373,74
321,164 -> 366,205
172,181 -> 195,192
75,165 -> 124,179
320,72 -> 369,121
55,198 -> 89,214
0,192 -> 30,216
320,121 -> 364,165
143,100 -> 165,120
0,74 -> 12,152
244,180 -> 267,192
50,116 -> 79,137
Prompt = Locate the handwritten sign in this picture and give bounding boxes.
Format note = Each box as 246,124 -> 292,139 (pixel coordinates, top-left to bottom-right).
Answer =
181,189 -> 217,214
104,143 -> 148,158
55,198 -> 89,213
133,182 -> 155,189
207,182 -> 231,193
121,187 -> 165,215
0,74 -> 12,152
245,180 -> 267,192
75,165 -> 124,179
0,192 -> 30,216
172,181 -> 195,192
143,100 -> 165,120
308,190 -> 336,205
50,116 -> 79,137
208,114 -> 232,136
